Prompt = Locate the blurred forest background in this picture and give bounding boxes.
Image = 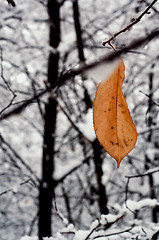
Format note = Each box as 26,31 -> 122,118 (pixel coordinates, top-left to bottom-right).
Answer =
0,0 -> 159,239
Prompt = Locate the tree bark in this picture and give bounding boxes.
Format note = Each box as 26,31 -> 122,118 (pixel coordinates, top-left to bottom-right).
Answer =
38,0 -> 60,238
145,63 -> 158,225
93,139 -> 109,215
72,0 -> 85,62
73,0 -> 92,112
72,0 -> 108,215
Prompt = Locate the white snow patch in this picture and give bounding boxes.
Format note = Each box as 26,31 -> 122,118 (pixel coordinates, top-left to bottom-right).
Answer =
54,160 -> 81,180
73,230 -> 90,240
61,223 -> 76,233
77,108 -> 96,141
90,219 -> 99,229
146,148 -> 157,161
102,161 -> 113,185
20,237 -> 38,240
58,32 -> 76,53
12,185 -> 19,193
86,58 -> 120,85
145,167 -> 159,175
55,232 -> 65,240
100,214 -> 122,225
63,218 -> 69,225
126,198 -> 158,212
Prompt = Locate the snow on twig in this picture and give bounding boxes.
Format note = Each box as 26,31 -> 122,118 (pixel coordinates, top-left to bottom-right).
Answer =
74,214 -> 124,240
125,169 -> 159,213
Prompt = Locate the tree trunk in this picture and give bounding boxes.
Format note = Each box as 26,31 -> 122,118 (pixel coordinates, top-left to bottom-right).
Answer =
93,139 -> 109,215
145,63 -> 158,225
72,0 -> 85,62
72,0 -> 108,215
38,0 -> 60,238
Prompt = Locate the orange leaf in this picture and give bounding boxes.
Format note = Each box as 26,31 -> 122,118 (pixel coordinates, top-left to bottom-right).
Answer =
93,57 -> 137,166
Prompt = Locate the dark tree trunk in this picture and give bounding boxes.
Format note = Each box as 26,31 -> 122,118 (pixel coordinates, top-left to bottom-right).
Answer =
72,0 -> 92,114
145,63 -> 158,225
38,0 -> 60,238
72,0 -> 108,215
93,139 -> 109,215
72,0 -> 85,62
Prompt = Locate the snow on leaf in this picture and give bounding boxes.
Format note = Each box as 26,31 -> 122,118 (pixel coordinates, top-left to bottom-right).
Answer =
93,57 -> 137,166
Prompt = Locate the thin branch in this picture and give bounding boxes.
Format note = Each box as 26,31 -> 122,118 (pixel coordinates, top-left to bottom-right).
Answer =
125,168 -> 159,179
53,194 -> 69,223
139,90 -> 159,106
54,156 -> 91,186
50,92 -> 93,146
0,46 -> 16,97
0,88 -> 47,120
0,134 -> 39,184
85,215 -> 125,240
28,212 -> 39,236
125,168 -> 159,214
94,227 -> 133,239
125,177 -> 135,214
56,29 -> 159,88
102,0 -> 158,46
0,29 -> 159,121
138,126 -> 159,135
0,178 -> 34,197
22,63 -> 44,118
0,95 -> 16,115
85,220 -> 100,240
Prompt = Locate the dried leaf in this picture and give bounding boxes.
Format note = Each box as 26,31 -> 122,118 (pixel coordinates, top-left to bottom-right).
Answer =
93,57 -> 137,166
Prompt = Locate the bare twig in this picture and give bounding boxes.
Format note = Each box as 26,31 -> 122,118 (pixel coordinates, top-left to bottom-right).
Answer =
94,227 -> 133,239
56,29 -> 159,88
125,178 -> 136,214
0,46 -> 16,97
125,168 -> 159,213
139,90 -> 159,106
126,168 -> 159,179
85,215 -> 125,240
53,194 -> 66,222
0,95 -> 16,115
0,88 -> 47,120
85,220 -> 100,240
50,92 -> 93,146
138,126 -> 159,135
0,178 -> 34,197
102,0 -> 158,46
54,156 -> 91,186
0,134 -> 39,184
0,29 -> 159,121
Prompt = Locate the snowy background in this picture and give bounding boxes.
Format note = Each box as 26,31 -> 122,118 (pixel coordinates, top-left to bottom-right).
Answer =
0,0 -> 159,239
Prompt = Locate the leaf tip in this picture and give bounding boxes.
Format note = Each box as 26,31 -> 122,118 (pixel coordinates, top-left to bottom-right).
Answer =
116,158 -> 122,168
